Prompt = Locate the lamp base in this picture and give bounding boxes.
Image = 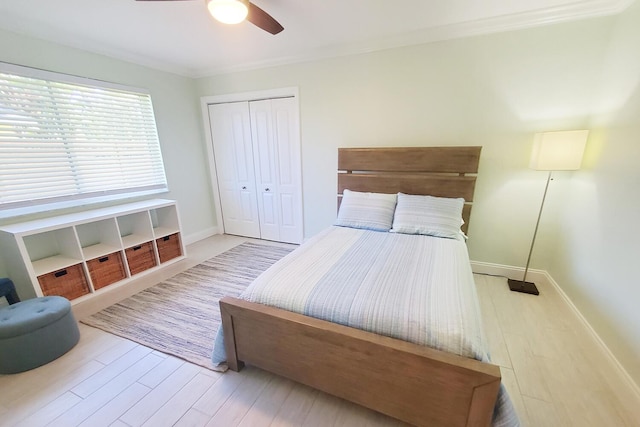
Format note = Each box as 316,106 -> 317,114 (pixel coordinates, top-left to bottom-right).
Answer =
508,279 -> 540,295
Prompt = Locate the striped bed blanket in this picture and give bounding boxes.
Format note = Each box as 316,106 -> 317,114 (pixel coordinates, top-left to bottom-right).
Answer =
212,226 -> 519,426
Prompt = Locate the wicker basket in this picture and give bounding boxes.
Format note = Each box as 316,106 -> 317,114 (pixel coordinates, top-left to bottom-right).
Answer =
125,241 -> 157,276
87,251 -> 127,290
38,264 -> 90,300
156,233 -> 182,263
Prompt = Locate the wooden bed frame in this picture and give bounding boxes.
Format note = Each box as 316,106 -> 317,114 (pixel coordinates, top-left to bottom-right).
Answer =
220,146 -> 501,427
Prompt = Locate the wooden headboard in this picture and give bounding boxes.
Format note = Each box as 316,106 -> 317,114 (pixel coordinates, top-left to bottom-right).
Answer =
337,147 -> 482,234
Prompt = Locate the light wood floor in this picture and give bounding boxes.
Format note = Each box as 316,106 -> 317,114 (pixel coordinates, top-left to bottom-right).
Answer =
1,234 -> 638,427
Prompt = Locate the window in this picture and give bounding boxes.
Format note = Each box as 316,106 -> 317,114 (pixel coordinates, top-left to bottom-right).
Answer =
0,62 -> 168,215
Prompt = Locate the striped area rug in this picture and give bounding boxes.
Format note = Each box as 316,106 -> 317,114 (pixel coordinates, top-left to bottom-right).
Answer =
82,242 -> 294,370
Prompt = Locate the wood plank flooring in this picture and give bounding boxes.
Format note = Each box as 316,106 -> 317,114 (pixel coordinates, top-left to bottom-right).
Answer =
1,234 -> 638,426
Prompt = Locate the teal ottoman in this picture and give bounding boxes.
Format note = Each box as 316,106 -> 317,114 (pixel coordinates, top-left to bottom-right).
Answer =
0,296 -> 80,374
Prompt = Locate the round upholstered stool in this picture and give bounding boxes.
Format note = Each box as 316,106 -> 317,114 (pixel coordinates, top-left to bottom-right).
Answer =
0,296 -> 80,374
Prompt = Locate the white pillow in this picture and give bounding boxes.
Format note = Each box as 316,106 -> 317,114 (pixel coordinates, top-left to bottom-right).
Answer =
335,189 -> 397,231
391,193 -> 464,239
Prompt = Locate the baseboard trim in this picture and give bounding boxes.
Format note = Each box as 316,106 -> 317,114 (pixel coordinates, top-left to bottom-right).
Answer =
470,260 -> 548,284
183,226 -> 220,246
541,270 -> 640,402
470,260 -> 640,401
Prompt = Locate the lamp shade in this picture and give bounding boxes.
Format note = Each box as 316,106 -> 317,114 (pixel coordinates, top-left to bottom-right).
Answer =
529,130 -> 589,171
207,0 -> 249,24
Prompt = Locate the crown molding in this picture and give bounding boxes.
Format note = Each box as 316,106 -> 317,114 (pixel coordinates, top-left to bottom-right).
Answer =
2,0 -> 634,79
194,0 -> 635,78
0,26 -> 195,78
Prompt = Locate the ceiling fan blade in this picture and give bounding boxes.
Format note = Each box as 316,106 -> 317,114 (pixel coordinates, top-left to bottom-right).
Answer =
137,0 -> 283,34
247,2 -> 284,35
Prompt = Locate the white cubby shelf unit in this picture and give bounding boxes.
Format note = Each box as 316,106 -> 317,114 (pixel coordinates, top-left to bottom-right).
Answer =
0,199 -> 186,304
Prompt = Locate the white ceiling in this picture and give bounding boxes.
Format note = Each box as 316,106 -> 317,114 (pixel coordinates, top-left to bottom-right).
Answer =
0,0 -> 632,78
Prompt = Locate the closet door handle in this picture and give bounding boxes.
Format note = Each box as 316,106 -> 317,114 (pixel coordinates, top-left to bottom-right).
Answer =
242,186 -> 247,190
265,188 -> 270,192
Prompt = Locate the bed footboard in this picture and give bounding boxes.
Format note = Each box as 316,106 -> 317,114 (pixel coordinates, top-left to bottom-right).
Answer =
220,297 -> 500,427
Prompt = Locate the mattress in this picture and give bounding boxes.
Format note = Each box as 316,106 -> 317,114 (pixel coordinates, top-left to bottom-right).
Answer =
212,226 -> 519,426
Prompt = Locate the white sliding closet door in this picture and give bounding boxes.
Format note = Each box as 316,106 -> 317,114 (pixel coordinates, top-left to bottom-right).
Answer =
207,96 -> 303,244
250,99 -> 279,241
249,98 -> 303,244
208,102 -> 261,239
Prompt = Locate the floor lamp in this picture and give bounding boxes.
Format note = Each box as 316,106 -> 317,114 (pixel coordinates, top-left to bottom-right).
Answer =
508,130 -> 589,295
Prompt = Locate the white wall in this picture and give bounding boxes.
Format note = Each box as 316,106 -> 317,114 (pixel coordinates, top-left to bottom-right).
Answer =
548,0 -> 640,385
196,17 -> 613,269
0,29 -> 217,253
1,5 -> 637,387
196,14 -> 640,385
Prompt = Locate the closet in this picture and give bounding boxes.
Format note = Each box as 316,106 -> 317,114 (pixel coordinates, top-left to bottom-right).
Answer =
208,97 -> 303,244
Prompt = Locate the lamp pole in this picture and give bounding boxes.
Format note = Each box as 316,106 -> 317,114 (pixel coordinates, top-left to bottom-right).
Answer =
522,171 -> 552,283
508,171 -> 552,295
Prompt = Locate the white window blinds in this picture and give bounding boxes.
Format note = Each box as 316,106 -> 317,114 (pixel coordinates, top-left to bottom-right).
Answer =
0,62 -> 168,212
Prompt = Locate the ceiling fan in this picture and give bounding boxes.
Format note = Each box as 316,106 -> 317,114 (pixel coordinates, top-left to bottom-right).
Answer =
136,0 -> 284,35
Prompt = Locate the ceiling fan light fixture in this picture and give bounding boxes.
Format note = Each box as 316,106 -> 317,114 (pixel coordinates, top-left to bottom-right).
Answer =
207,0 -> 249,25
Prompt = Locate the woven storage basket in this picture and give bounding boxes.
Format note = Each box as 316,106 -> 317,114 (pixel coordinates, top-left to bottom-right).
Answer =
125,242 -> 157,276
156,233 -> 182,263
87,251 -> 127,290
37,264 -> 90,300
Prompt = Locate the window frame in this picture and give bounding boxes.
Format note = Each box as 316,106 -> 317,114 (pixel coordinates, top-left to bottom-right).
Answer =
0,62 -> 169,219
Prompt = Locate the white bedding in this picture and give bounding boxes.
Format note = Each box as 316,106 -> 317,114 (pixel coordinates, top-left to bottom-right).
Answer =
212,226 -> 519,426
